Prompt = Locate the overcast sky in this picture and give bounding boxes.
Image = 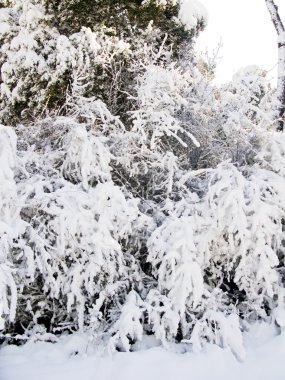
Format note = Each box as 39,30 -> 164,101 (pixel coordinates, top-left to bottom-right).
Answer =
196,0 -> 285,83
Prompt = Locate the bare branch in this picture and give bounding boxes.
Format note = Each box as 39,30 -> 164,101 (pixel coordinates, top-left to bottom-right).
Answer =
265,0 -> 285,35
265,0 -> 285,131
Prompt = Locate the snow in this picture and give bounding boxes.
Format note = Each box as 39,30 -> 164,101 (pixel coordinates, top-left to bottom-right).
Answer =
143,0 -> 209,31
0,323 -> 285,380
178,0 -> 208,31
1,0 -> 285,375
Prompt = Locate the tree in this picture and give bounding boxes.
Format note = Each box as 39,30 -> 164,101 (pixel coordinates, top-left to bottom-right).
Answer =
44,0 -> 196,43
0,125 -> 19,330
2,0 -> 285,359
265,0 -> 285,131
0,0 -> 207,124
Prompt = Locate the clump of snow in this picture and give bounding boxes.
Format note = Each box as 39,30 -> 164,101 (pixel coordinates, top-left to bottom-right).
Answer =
178,0 -> 208,31
142,0 -> 179,7
141,0 -> 208,32
0,9 -> 12,37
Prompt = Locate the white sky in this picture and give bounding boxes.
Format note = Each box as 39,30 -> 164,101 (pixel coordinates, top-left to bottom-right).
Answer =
196,0 -> 285,83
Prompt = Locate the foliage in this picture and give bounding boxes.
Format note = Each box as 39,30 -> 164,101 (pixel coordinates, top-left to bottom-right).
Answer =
0,0 -> 284,362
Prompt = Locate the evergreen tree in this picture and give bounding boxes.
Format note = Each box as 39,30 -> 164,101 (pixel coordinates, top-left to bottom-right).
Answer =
0,0 -> 206,124
0,0 -> 284,361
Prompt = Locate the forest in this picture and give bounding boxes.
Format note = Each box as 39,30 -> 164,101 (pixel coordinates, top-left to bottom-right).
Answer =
0,0 -> 285,364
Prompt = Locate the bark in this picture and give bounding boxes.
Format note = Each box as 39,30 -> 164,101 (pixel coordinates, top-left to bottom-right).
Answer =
265,0 -> 285,131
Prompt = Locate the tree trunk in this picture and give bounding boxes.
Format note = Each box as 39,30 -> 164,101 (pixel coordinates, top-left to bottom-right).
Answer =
265,0 -> 285,131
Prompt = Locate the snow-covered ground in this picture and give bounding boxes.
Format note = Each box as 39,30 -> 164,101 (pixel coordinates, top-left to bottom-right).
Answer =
0,323 -> 284,380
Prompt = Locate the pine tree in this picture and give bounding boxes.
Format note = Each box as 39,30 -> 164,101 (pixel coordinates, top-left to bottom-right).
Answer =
1,0 -> 285,360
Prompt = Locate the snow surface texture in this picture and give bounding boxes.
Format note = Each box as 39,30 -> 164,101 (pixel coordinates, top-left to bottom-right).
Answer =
0,323 -> 284,380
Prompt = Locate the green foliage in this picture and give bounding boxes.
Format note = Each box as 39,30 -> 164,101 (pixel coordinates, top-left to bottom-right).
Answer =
0,1 -> 13,7
44,0 -> 192,44
0,0 -> 202,125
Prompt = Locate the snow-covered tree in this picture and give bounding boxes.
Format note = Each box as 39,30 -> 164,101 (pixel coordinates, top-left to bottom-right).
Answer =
0,126 -> 19,330
0,0 -> 284,361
